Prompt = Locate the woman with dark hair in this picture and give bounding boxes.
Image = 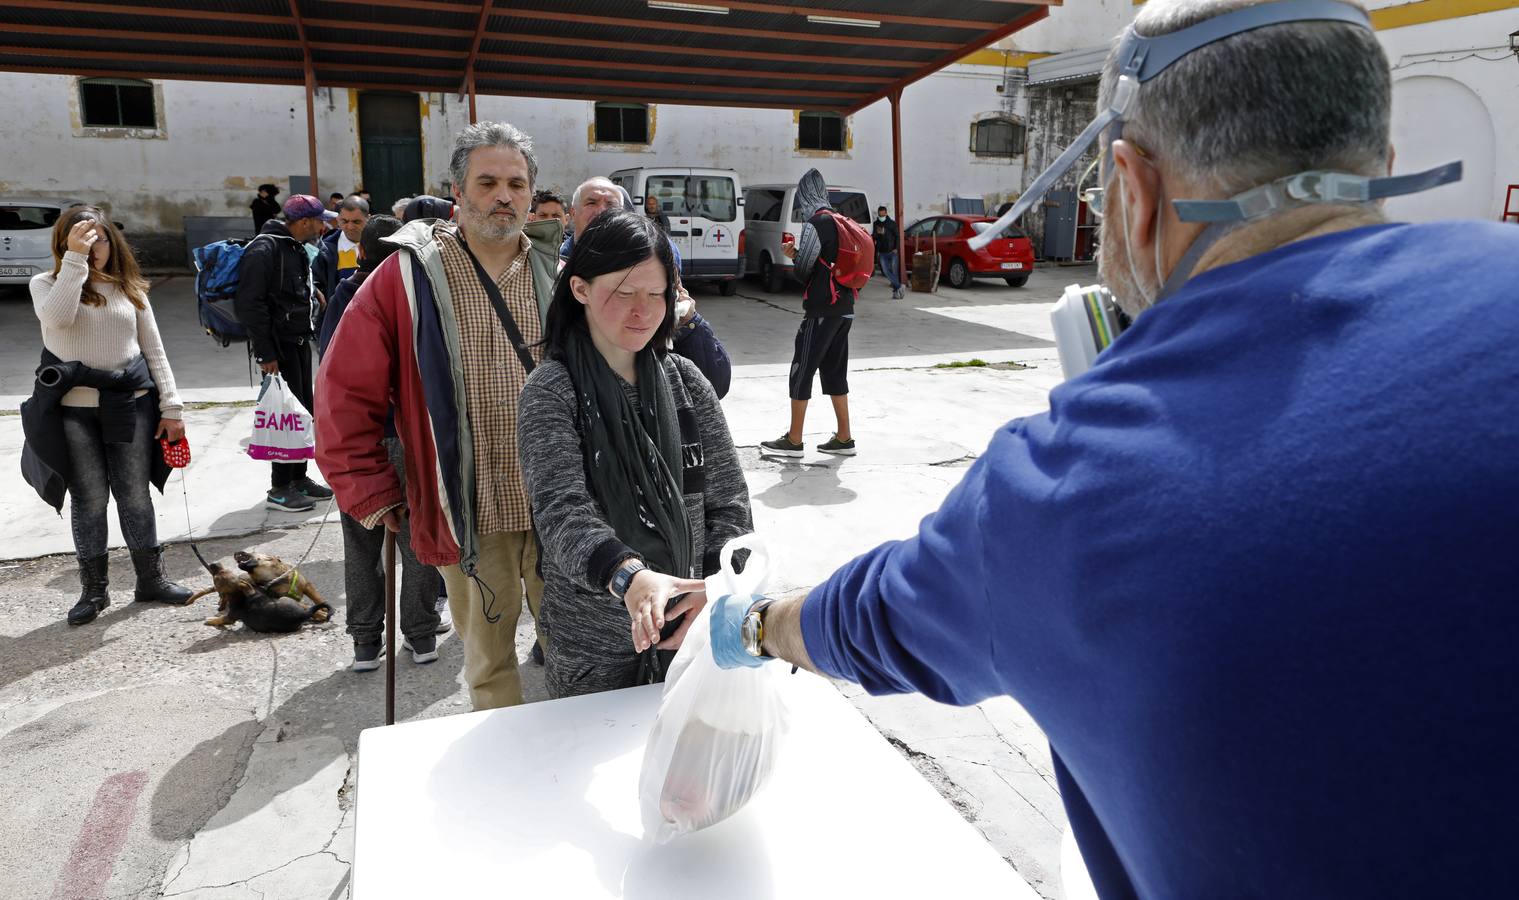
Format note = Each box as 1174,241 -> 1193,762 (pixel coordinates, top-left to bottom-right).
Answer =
26,206 -> 193,625
518,209 -> 752,698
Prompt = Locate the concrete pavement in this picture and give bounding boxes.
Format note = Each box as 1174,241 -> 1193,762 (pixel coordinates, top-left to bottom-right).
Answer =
0,265 -> 1094,899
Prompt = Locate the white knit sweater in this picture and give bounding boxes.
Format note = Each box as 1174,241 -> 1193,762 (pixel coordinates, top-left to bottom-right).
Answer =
29,251 -> 183,418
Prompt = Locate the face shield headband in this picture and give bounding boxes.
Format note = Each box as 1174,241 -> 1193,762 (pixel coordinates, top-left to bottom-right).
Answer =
967,0 -> 1462,296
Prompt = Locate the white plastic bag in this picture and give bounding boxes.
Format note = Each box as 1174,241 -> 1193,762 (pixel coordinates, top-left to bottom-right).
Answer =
638,534 -> 790,844
248,373 -> 316,462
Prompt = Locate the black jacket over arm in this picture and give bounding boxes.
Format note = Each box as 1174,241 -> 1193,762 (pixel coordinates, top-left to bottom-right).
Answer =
20,350 -> 169,512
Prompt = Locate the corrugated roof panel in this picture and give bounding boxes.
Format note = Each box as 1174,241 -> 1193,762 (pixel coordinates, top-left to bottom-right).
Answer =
1026,45 -> 1108,86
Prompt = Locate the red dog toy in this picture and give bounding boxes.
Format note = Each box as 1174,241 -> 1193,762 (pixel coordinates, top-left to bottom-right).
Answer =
161,437 -> 192,468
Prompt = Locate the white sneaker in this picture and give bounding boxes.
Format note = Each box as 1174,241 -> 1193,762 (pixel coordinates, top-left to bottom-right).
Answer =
434,597 -> 452,635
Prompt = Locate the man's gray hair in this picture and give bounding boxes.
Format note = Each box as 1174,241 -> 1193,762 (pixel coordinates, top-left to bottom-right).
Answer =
448,121 -> 538,191
340,195 -> 369,215
1099,0 -> 1391,196
572,176 -> 619,209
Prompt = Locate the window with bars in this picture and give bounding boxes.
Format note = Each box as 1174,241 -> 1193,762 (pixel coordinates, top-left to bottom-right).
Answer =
971,117 -> 1026,158
80,78 -> 156,129
798,111 -> 846,152
594,102 -> 650,144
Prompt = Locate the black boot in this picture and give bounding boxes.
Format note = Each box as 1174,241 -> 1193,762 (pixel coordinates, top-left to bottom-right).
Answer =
131,546 -> 194,605
68,554 -> 110,626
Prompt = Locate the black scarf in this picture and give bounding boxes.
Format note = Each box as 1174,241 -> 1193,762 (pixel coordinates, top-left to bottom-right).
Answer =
563,327 -> 693,580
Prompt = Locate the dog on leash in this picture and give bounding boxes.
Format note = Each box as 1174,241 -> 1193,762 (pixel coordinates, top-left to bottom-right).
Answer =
187,549 -> 331,633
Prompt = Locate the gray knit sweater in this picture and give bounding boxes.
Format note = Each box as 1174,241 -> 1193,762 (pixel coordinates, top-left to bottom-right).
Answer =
518,352 -> 752,695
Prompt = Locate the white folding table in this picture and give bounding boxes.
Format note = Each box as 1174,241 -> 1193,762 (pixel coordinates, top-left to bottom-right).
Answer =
353,671 -> 1042,899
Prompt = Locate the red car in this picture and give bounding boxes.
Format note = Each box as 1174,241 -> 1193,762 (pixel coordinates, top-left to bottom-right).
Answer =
903,214 -> 1036,289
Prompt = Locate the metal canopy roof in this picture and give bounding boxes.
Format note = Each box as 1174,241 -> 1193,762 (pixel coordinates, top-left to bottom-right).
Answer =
0,0 -> 1052,114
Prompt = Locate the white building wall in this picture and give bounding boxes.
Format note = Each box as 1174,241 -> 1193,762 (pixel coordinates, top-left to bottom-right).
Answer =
0,64 -> 1031,258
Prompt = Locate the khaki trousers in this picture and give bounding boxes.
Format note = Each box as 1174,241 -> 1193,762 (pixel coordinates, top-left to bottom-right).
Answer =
440,530 -> 544,711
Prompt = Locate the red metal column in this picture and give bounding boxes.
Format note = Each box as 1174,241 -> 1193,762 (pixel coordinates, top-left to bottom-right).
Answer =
468,72 -> 478,124
304,61 -> 319,195
890,88 -> 906,287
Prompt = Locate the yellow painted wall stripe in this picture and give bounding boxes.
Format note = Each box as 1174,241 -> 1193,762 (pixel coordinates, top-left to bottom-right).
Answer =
1135,0 -> 1519,29
1370,0 -> 1519,30
958,48 -> 1052,68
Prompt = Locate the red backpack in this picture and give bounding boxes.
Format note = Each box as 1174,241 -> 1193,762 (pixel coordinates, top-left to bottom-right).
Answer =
819,211 -> 874,296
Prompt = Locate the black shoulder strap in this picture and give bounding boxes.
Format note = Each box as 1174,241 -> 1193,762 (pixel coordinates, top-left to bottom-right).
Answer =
456,236 -> 536,375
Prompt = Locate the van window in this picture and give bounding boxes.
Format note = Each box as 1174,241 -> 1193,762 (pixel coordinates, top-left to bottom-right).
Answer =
790,190 -> 870,224
686,176 -> 736,222
647,175 -> 685,215
830,191 -> 870,224
745,189 -> 784,223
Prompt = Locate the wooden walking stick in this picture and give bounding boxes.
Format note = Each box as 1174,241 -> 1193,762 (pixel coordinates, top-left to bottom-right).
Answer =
384,528 -> 397,726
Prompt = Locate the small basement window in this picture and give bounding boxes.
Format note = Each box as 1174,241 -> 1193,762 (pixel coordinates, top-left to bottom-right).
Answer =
798,111 -> 846,152
595,102 -> 650,144
81,78 -> 157,128
971,117 -> 1026,158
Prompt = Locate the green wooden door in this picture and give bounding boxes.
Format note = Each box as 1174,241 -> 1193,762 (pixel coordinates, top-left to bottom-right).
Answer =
358,92 -> 423,215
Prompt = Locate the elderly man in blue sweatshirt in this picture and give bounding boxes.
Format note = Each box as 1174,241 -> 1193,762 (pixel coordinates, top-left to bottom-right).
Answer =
710,1 -> 1519,898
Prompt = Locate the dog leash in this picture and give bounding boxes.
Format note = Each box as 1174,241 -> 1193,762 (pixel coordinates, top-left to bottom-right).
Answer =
173,449 -> 335,571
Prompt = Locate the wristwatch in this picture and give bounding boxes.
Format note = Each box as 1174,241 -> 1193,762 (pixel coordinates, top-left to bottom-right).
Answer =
609,558 -> 646,602
741,598 -> 776,659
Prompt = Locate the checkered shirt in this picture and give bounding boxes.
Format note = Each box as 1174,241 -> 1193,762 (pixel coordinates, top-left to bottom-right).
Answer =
435,224 -> 543,535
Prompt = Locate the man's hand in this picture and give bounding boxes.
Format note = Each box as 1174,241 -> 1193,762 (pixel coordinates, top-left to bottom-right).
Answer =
709,593 -> 765,669
156,419 -> 186,443
259,360 -> 280,375
622,569 -> 706,653
380,506 -> 407,534
315,288 -> 327,309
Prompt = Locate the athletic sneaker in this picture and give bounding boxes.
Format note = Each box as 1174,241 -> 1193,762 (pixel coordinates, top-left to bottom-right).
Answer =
401,634 -> 439,664
266,488 -> 316,512
292,477 -> 333,500
759,434 -> 804,458
818,435 -> 857,456
352,639 -> 385,672
434,597 -> 452,635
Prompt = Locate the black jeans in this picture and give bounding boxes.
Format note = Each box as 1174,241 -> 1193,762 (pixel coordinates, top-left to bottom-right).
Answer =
62,394 -> 159,560
271,338 -> 313,489
340,438 -> 442,643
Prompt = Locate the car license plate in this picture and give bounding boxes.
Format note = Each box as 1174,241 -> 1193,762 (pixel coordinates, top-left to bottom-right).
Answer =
0,265 -> 35,278
1000,262 -> 1023,271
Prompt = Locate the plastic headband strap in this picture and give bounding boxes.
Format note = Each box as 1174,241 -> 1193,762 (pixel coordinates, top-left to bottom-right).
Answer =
1172,161 -> 1464,222
969,0 -> 1373,251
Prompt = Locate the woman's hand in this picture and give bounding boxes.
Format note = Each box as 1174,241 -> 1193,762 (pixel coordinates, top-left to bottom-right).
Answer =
623,569 -> 707,653
156,419 -> 186,443
66,220 -> 99,256
656,589 -> 709,651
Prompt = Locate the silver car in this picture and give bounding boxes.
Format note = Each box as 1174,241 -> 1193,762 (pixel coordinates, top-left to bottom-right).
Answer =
1,198 -> 83,285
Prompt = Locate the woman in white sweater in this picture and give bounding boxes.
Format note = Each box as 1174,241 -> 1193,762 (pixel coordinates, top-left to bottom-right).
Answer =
30,206 -> 193,625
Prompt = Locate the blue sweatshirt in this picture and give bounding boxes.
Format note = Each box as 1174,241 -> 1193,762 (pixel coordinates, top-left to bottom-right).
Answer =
801,220 -> 1519,899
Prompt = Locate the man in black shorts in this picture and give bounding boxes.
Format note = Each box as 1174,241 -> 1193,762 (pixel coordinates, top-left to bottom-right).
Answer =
761,168 -> 856,458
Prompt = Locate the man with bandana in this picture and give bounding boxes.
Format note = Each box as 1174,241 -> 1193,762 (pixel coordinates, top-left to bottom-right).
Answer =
709,1 -> 1519,896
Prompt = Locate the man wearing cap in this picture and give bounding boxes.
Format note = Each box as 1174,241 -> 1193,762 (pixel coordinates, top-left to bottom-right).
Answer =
709,0 -> 1519,896
235,193 -> 337,512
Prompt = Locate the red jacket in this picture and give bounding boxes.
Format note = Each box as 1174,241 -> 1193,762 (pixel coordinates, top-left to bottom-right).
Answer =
314,219 -> 560,571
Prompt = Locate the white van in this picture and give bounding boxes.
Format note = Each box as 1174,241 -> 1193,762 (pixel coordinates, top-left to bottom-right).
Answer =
741,184 -> 871,294
609,167 -> 744,296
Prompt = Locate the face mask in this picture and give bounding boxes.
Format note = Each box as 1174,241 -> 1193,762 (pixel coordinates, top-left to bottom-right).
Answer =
966,0 -> 1462,380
